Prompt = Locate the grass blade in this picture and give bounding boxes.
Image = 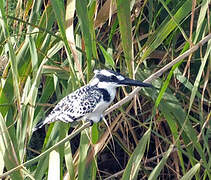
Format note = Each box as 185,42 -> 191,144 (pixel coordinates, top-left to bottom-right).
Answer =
140,0 -> 192,62
76,0 -> 93,80
180,163 -> 201,180
0,113 -> 23,179
122,128 -> 151,180
148,145 -> 174,180
116,0 -> 133,76
48,150 -> 60,180
78,129 -> 91,180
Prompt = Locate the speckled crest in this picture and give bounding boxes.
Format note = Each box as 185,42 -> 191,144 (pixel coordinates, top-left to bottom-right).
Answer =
94,69 -> 125,81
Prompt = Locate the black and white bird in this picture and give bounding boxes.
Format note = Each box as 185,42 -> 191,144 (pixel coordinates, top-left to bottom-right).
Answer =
33,69 -> 152,131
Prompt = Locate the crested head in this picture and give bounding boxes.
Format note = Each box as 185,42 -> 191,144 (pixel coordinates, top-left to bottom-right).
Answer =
89,69 -> 126,88
89,69 -> 153,89
94,69 -> 125,80
94,69 -> 125,81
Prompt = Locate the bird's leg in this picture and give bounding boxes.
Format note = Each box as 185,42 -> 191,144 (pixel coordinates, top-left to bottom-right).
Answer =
87,119 -> 94,126
99,115 -> 104,122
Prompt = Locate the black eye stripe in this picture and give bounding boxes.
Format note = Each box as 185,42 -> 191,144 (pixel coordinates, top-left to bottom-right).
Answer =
110,75 -> 118,81
96,74 -> 107,82
96,74 -> 119,82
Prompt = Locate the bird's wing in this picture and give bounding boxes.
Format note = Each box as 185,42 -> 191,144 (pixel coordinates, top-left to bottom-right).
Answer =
33,86 -> 103,131
44,85 -> 102,124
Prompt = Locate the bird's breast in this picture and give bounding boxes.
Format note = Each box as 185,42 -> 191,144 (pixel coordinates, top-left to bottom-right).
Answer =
84,86 -> 116,123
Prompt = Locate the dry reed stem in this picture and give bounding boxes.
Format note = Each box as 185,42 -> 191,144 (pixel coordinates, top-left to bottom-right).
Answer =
105,33 -> 211,115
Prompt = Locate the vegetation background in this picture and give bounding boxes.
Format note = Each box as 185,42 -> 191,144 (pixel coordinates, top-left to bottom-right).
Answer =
0,0 -> 210,179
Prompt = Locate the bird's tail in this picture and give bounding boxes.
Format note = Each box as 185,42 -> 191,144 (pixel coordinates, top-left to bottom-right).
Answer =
32,121 -> 46,132
33,114 -> 58,132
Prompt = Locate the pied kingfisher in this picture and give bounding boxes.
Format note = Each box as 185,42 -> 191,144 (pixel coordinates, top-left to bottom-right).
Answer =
33,69 -> 152,131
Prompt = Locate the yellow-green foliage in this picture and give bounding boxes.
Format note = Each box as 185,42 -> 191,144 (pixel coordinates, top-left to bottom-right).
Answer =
0,0 -> 210,179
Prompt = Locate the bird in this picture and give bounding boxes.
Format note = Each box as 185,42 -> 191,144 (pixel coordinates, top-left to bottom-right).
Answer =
33,69 -> 153,131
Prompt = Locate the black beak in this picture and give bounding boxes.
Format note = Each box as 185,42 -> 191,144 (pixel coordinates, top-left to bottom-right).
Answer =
119,78 -> 153,87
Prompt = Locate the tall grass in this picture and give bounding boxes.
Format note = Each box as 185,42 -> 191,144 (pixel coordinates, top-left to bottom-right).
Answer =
0,0 -> 210,179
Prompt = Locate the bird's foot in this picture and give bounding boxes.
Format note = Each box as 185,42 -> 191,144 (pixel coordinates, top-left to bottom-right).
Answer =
99,115 -> 104,122
88,120 -> 94,126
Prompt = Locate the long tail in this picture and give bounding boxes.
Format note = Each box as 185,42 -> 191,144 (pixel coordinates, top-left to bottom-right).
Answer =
32,115 -> 54,132
33,112 -> 62,132
32,121 -> 47,132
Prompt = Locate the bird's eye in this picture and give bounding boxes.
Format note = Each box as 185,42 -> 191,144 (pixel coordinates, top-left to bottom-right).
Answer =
110,75 -> 117,81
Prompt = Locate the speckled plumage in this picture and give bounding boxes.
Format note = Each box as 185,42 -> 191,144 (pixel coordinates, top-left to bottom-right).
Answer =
33,69 -> 153,131
46,85 -> 110,123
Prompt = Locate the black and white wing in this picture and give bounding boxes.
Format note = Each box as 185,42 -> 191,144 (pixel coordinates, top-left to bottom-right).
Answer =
33,85 -> 102,131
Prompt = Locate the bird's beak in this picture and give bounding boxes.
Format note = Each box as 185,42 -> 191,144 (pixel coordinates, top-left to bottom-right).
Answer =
119,78 -> 153,87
